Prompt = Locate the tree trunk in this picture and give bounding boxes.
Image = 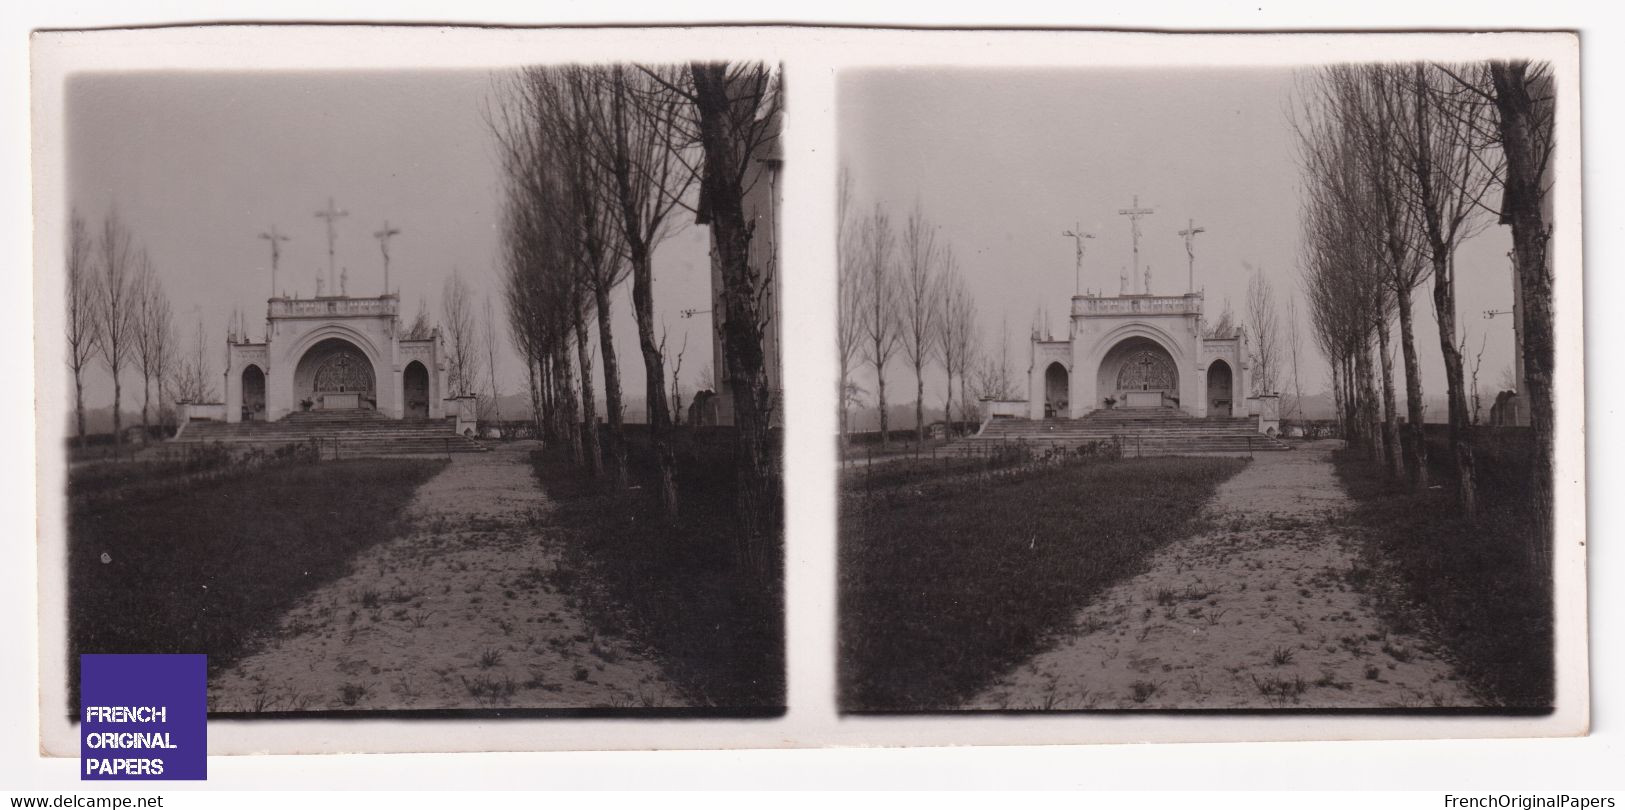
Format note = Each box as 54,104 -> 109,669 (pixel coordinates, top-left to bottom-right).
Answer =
591,281 -> 628,489
1328,355 -> 1343,443
74,374 -> 87,449
554,344 -> 582,464
1395,284 -> 1429,489
1490,61 -> 1554,574
572,308 -> 603,481
526,353 -> 543,442
838,356 -> 850,445
1431,252 -> 1477,519
1377,317 -> 1404,479
692,63 -> 780,579
1356,338 -> 1381,464
914,361 -> 926,444
141,371 -> 152,437
111,366 -> 123,454
943,367 -> 954,439
875,359 -> 889,450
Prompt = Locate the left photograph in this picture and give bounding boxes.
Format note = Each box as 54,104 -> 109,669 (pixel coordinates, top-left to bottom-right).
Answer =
51,63 -> 784,716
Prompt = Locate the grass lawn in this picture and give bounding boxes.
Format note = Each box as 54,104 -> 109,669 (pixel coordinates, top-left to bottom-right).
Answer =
839,455 -> 1246,711
530,426 -> 784,711
1331,432 -> 1553,708
67,457 -> 446,708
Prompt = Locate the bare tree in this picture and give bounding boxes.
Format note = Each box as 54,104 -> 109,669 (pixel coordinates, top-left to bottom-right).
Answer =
972,314 -> 1019,402
1245,263 -> 1281,396
1285,293 -> 1306,424
858,202 -> 901,449
836,167 -> 865,442
899,201 -> 943,442
687,61 -> 784,571
1203,298 -> 1235,339
1486,60 -> 1557,571
441,271 -> 480,398
668,328 -> 687,428
595,65 -> 696,434
1469,328 -> 1488,426
65,210 -> 100,447
935,251 -> 975,435
1297,65 -> 1432,486
1398,62 -> 1498,518
535,67 -> 634,488
170,316 -> 213,406
406,297 -> 433,340
483,294 -> 502,424
94,210 -> 139,449
131,251 -> 174,437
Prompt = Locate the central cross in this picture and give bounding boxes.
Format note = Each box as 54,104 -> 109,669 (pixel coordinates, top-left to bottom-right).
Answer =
1117,196 -> 1155,295
373,220 -> 402,296
314,197 -> 349,297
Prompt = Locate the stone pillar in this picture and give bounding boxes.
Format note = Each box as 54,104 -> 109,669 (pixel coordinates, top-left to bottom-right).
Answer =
1255,393 -> 1280,436
448,394 -> 479,437
224,357 -> 242,424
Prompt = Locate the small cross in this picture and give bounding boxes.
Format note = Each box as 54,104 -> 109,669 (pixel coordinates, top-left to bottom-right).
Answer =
1062,224 -> 1095,296
258,225 -> 290,299
1178,219 -> 1207,294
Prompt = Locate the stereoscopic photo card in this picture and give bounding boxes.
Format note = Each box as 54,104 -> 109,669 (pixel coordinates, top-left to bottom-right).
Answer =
30,24 -> 1586,754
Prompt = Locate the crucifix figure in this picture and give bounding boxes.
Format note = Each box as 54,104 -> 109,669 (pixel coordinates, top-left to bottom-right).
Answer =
314,196 -> 349,296
1179,218 -> 1207,294
1118,195 -> 1155,294
373,220 -> 402,295
1062,224 -> 1095,296
258,225 -> 290,299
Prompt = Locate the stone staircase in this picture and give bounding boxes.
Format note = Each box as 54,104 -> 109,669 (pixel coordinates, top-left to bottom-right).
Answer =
956,407 -> 1290,456
172,409 -> 487,456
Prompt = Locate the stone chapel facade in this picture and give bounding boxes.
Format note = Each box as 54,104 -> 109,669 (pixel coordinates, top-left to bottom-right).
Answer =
220,293 -> 451,423
1023,291 -> 1254,420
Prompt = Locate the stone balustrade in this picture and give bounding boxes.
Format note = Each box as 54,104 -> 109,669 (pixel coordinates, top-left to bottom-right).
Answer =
269,296 -> 399,319
1071,294 -> 1202,317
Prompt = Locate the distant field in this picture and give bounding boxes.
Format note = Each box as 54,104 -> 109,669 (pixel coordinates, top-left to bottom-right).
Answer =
839,455 -> 1246,711
67,456 -> 445,709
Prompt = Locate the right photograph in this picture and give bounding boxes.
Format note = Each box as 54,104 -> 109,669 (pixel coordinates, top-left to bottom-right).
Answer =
836,63 -> 1561,712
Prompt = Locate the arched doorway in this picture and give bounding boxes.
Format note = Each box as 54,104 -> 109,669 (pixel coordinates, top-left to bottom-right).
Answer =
403,361 -> 430,419
241,365 -> 266,422
1044,362 -> 1069,418
294,337 -> 377,411
1097,336 -> 1179,409
1207,360 -> 1234,417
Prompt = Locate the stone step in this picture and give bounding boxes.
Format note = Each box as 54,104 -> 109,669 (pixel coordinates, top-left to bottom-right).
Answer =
959,408 -> 1290,456
172,411 -> 484,456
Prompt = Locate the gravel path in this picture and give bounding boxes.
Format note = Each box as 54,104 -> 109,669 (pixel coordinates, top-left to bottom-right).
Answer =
209,442 -> 685,712
967,440 -> 1480,710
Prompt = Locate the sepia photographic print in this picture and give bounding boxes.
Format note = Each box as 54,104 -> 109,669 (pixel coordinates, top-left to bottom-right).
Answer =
31,25 -> 1587,755
45,57 -> 784,720
837,60 -> 1575,713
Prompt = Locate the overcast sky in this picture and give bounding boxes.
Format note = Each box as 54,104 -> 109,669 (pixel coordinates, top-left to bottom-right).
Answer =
65,69 -> 715,417
839,67 -> 1520,418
